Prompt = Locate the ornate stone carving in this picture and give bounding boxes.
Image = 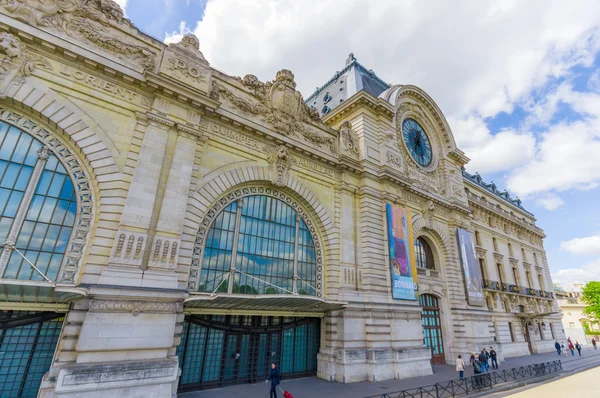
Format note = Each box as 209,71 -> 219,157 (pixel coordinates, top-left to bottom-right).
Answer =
160,33 -> 211,94
89,299 -> 178,316
407,166 -> 441,195
266,145 -> 294,186
0,32 -> 52,97
386,150 -> 403,169
475,246 -> 487,260
493,252 -> 504,263
422,200 -> 435,229
190,186 -> 323,297
0,108 -> 92,283
0,0 -> 157,70
109,229 -> 146,267
148,235 -> 179,270
214,70 -> 335,153
339,120 -> 359,157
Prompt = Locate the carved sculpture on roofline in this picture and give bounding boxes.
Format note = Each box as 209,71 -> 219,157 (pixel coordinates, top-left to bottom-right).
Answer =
212,69 -> 336,154
159,33 -> 211,94
0,32 -> 52,97
0,0 -> 158,70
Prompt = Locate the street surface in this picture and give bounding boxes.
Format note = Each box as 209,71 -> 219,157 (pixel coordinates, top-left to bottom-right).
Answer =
503,367 -> 600,397
180,348 -> 600,398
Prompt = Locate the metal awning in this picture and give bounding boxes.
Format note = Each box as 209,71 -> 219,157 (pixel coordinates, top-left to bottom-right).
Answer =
0,279 -> 87,311
184,293 -> 347,315
516,311 -> 558,319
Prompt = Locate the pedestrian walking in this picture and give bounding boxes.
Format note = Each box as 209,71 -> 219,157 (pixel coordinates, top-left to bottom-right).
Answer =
456,355 -> 465,379
266,363 -> 281,398
592,338 -> 597,350
489,346 -> 498,369
470,352 -> 482,388
555,341 -> 561,356
569,341 -> 575,356
561,343 -> 568,356
575,341 -> 582,356
478,350 -> 489,373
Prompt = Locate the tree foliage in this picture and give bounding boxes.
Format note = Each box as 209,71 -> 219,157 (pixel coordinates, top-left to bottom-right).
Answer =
581,281 -> 600,321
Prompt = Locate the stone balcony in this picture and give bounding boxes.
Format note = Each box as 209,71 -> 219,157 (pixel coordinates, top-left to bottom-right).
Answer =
482,279 -> 554,299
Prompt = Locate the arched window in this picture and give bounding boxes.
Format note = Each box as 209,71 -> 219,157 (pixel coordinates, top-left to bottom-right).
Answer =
199,195 -> 318,296
0,122 -> 76,282
415,237 -> 435,270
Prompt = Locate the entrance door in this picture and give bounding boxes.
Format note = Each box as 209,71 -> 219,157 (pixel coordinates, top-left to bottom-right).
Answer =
524,322 -> 533,354
0,311 -> 64,398
177,315 -> 320,393
420,294 -> 445,364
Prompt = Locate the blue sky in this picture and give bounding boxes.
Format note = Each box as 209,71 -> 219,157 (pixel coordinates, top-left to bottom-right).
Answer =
117,0 -> 600,288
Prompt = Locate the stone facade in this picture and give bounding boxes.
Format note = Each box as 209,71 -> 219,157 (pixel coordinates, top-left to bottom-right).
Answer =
0,2 -> 564,397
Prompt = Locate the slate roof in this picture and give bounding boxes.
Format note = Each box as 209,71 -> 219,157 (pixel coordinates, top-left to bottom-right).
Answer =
305,53 -> 391,116
462,168 -> 531,215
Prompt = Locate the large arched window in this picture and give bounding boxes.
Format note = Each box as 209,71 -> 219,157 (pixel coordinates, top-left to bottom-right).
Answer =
199,195 -> 318,296
0,121 -> 76,282
415,237 -> 435,270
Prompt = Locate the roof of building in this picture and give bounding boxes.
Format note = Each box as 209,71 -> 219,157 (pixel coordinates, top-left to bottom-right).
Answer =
307,55 -> 531,215
305,53 -> 391,116
462,168 -> 531,215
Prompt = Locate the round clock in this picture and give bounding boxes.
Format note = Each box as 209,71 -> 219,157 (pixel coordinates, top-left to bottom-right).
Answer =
402,118 -> 433,167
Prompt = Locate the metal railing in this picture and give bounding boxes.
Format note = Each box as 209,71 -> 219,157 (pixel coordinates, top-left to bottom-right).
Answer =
364,360 -> 562,398
482,279 -> 554,298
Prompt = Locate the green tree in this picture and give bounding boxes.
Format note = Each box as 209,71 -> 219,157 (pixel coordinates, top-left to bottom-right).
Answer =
581,281 -> 600,322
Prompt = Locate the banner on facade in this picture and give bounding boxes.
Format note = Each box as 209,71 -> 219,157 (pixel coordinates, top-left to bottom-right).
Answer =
456,228 -> 485,306
386,204 -> 418,300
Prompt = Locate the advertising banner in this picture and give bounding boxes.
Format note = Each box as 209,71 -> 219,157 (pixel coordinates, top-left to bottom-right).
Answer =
456,228 -> 485,306
386,204 -> 418,300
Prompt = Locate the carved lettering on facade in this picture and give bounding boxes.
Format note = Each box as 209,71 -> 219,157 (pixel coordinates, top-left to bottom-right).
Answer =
59,65 -> 138,101
295,157 -> 335,178
208,123 -> 260,149
386,150 -> 402,168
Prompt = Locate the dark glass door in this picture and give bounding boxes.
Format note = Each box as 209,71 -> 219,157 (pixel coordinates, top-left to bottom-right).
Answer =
177,315 -> 320,393
0,311 -> 64,398
420,294 -> 445,365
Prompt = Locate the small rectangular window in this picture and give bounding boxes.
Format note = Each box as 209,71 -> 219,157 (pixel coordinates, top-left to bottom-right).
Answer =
509,322 -> 515,342
508,243 -> 513,256
550,323 -> 555,339
493,237 -> 498,251
475,230 -> 481,246
479,258 -> 486,280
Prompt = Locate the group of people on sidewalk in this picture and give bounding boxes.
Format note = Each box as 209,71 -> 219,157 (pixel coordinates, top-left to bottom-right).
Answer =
455,346 -> 498,379
554,336 -> 592,357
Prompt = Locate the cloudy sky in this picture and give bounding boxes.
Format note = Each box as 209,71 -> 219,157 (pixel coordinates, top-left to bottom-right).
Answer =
116,0 -> 600,289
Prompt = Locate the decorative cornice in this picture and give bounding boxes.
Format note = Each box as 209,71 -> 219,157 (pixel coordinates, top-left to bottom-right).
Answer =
176,123 -> 208,142
509,257 -> 519,267
89,299 -> 179,316
462,167 -> 531,214
493,252 -> 504,263
475,247 -> 487,260
146,112 -> 175,127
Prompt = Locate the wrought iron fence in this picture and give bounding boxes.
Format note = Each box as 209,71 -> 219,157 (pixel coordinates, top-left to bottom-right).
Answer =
364,360 -> 562,398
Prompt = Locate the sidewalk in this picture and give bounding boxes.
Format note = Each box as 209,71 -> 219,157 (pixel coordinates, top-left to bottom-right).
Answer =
179,348 -> 600,398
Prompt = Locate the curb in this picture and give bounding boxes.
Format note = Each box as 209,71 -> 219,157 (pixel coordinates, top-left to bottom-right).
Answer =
471,361 -> 600,397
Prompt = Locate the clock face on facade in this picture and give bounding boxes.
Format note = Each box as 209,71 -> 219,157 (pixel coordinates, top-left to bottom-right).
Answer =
402,118 -> 433,167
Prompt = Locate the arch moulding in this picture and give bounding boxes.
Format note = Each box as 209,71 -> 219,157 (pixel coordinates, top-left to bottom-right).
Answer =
412,215 -> 451,261
184,165 -> 335,297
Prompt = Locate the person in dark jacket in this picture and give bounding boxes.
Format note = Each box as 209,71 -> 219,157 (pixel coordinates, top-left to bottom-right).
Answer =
489,346 -> 498,369
555,341 -> 561,356
575,341 -> 582,356
267,363 -> 281,398
478,350 -> 488,373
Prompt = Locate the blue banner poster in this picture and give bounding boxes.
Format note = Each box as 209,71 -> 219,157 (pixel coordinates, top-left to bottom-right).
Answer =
386,204 -> 418,300
456,228 -> 485,306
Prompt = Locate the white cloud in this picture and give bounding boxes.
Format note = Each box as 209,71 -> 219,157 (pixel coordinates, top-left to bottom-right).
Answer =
165,21 -> 191,44
536,193 -> 565,211
561,235 -> 600,255
174,0 -> 600,184
552,258 -> 600,287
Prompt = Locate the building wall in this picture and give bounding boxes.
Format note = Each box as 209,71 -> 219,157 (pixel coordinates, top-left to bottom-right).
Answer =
0,3 -> 564,397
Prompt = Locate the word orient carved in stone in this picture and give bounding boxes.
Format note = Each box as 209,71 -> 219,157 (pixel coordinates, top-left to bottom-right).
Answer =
89,299 -> 178,316
0,32 -> 52,97
1,0 -> 157,70
59,65 -> 139,101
